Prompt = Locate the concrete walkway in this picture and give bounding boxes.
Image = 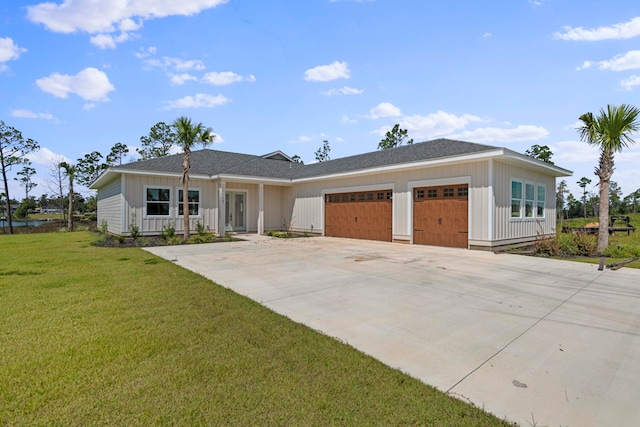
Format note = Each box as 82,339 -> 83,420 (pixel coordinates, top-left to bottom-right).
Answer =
146,236 -> 640,426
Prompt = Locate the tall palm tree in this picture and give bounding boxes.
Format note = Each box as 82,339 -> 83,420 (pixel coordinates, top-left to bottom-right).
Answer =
172,117 -> 214,241
59,161 -> 76,232
578,104 -> 640,254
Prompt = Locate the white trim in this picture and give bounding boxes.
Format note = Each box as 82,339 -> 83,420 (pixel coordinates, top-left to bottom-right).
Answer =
120,174 -> 126,234
218,181 -> 226,236
258,184 -> 264,235
320,183 -> 395,237
408,176 -> 472,246
143,185 -> 172,218
487,159 -> 494,242
217,174 -> 292,185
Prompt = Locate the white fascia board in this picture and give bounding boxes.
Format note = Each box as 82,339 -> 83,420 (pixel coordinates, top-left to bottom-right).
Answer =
90,168 -> 117,189
500,149 -> 573,177
216,174 -> 292,186
292,150 -> 505,183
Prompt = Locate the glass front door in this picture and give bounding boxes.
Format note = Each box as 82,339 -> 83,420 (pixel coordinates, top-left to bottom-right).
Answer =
225,191 -> 246,232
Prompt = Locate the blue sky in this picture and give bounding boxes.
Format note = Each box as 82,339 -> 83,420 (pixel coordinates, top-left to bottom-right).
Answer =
2,0 -> 640,201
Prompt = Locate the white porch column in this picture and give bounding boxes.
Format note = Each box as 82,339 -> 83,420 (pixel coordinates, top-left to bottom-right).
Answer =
258,183 -> 264,235
218,180 -> 226,236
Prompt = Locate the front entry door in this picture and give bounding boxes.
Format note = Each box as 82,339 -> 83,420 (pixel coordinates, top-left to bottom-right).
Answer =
225,191 -> 246,232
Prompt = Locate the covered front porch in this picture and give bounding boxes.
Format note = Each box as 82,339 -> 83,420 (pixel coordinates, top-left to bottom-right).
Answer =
215,179 -> 292,236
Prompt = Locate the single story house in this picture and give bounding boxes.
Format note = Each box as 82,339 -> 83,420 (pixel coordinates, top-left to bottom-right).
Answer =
91,138 -> 572,250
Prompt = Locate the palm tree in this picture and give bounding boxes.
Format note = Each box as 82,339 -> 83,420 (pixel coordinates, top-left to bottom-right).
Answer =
578,104 -> 640,254
59,162 -> 76,232
171,117 -> 215,241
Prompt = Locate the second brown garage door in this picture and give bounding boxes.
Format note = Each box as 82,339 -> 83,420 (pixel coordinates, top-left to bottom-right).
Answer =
325,190 -> 392,242
413,184 -> 468,248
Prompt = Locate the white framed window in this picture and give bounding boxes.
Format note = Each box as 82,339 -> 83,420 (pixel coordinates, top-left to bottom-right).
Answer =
510,179 -> 546,220
145,186 -> 171,216
537,184 -> 546,218
525,182 -> 535,218
511,179 -> 523,219
178,189 -> 200,216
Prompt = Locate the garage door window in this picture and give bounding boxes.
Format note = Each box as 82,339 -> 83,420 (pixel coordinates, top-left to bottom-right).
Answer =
443,188 -> 455,197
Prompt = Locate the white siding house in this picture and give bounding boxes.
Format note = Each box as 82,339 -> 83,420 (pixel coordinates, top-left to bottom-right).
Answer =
91,139 -> 572,250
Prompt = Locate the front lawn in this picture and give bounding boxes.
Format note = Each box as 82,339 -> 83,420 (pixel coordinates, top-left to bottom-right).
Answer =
0,232 -> 510,426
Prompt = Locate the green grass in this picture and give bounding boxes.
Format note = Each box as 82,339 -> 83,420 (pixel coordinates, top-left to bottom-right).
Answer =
0,232 -> 510,426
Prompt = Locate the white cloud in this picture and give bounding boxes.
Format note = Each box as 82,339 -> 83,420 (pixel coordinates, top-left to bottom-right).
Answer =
621,75 -> 640,91
90,31 -> 135,49
141,55 -> 206,71
0,37 -> 26,69
367,102 -> 402,119
576,60 -> 592,71
564,120 -> 583,131
27,0 -> 228,48
554,16 -> 640,41
170,73 -> 197,85
552,140 -> 600,163
36,67 -> 115,101
163,93 -> 230,109
304,61 -> 350,82
341,114 -> 357,124
448,124 -> 549,143
134,46 -> 156,59
26,147 -> 71,167
323,86 -> 363,96
398,111 -> 484,139
202,71 -> 255,85
83,103 -> 96,110
482,32 -> 492,38
10,109 -> 56,121
598,50 -> 640,71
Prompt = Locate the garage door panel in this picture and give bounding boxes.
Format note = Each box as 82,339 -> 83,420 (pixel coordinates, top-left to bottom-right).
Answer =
325,191 -> 392,242
413,185 -> 468,249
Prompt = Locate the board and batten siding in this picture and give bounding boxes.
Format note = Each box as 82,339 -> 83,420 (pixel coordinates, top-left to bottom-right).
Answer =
96,176 -> 123,234
288,161 -> 490,242
123,175 -> 217,236
491,161 -> 557,245
263,185 -> 287,231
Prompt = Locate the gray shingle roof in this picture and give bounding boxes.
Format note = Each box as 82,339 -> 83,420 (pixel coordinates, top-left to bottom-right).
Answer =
113,138 -> 499,180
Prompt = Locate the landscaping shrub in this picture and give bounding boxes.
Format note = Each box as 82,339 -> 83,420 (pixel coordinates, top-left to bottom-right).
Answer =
535,232 -> 597,257
188,233 -> 214,244
160,224 -> 176,241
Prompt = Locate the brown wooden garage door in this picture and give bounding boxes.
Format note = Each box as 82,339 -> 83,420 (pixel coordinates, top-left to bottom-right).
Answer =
413,184 -> 468,248
325,190 -> 392,242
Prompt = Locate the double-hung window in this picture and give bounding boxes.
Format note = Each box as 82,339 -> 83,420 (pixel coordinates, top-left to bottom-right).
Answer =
525,182 -> 535,218
537,184 -> 546,218
146,187 -> 170,216
178,189 -> 200,216
511,180 -> 523,218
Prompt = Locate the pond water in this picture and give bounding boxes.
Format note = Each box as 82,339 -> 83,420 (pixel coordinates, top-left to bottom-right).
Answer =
0,219 -> 47,228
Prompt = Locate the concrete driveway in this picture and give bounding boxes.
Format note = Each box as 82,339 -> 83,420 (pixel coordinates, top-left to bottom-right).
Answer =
146,236 -> 640,426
